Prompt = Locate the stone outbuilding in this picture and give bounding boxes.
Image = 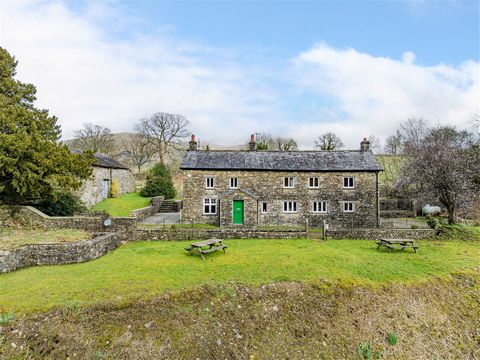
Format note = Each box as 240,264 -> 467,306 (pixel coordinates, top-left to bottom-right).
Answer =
180,135 -> 382,229
74,151 -> 136,206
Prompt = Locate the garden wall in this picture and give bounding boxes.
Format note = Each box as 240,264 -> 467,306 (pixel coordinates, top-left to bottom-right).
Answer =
326,228 -> 436,240
129,196 -> 164,220
133,228 -> 307,241
0,233 -> 121,273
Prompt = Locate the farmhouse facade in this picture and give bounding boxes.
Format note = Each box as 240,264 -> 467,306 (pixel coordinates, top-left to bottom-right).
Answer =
180,135 -> 382,228
73,151 -> 136,206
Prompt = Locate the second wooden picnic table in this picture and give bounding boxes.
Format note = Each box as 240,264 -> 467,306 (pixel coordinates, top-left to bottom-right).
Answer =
185,239 -> 227,260
375,238 -> 418,253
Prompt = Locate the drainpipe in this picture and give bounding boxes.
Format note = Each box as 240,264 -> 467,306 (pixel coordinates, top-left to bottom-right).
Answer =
376,172 -> 380,227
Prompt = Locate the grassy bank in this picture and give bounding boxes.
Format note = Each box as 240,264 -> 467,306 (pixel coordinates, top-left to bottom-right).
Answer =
1,239 -> 478,313
0,274 -> 478,359
0,228 -> 89,250
90,192 -> 151,217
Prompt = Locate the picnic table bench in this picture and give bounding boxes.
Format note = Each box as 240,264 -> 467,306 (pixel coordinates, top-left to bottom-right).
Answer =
375,238 -> 418,253
185,239 -> 227,260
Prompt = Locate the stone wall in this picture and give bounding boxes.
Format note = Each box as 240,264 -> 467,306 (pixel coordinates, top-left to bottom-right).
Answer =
133,228 -> 307,241
326,228 -> 436,240
0,206 -> 135,235
182,169 -> 380,228
75,167 -> 136,207
0,233 -> 121,273
129,196 -> 164,220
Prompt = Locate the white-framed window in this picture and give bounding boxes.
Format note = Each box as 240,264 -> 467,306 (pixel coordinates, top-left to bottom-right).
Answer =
229,177 -> 238,189
343,177 -> 355,189
312,201 -> 328,213
342,201 -> 355,213
260,202 -> 268,213
205,177 -> 215,189
284,177 -> 295,188
283,201 -> 297,213
203,198 -> 217,214
308,177 -> 320,188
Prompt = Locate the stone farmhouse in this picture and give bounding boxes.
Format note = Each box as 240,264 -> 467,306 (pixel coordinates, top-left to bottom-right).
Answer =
180,135 -> 383,228
72,151 -> 136,206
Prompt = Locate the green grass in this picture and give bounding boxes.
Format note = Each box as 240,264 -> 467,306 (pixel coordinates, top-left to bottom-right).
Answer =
0,228 -> 89,250
1,239 -> 478,314
91,192 -> 151,217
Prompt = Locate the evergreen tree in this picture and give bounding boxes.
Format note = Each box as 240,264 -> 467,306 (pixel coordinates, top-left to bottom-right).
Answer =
140,163 -> 176,199
0,47 -> 94,204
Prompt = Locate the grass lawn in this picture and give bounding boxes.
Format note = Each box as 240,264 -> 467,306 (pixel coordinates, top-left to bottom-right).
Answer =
0,229 -> 89,250
91,192 -> 151,217
1,239 -> 478,314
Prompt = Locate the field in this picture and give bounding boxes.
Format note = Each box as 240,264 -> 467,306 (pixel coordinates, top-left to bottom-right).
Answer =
1,239 -> 478,314
0,228 -> 89,250
90,192 -> 151,217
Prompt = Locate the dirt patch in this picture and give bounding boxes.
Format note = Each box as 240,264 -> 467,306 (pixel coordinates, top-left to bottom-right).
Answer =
1,273 -> 479,359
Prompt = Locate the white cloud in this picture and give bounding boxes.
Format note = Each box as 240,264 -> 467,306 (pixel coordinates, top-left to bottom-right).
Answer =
289,43 -> 479,147
0,2 -> 478,149
0,1 -> 280,144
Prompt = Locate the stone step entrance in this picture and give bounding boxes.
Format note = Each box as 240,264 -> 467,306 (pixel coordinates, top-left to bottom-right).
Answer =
139,212 -> 181,225
158,200 -> 178,213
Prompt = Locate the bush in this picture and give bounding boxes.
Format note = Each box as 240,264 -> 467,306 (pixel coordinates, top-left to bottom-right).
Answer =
35,192 -> 86,216
140,163 -> 176,199
425,216 -> 439,229
109,179 -> 119,198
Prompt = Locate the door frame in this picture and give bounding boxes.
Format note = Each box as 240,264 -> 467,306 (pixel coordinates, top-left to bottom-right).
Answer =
232,199 -> 244,225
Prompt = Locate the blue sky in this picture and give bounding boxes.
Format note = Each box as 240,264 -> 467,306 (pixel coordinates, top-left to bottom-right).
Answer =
1,0 -> 479,148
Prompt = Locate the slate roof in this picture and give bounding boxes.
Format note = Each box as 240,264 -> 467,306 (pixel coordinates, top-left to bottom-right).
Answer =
71,149 -> 130,170
180,150 -> 382,172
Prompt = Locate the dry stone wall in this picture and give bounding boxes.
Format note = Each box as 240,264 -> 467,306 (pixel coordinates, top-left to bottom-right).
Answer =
0,233 -> 121,273
326,228 -> 436,240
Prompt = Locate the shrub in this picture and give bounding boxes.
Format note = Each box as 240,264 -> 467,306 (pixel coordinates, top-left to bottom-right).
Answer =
35,192 -> 86,216
140,163 -> 176,199
425,216 -> 439,229
109,179 -> 119,198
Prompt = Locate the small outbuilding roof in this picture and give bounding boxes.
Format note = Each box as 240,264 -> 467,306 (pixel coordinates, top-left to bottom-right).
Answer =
180,150 -> 382,172
71,149 -> 130,170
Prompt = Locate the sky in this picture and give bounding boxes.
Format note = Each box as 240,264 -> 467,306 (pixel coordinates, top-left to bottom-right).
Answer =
0,0 -> 479,149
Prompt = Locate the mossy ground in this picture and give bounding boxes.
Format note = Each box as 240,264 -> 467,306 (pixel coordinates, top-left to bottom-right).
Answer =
0,228 -> 89,250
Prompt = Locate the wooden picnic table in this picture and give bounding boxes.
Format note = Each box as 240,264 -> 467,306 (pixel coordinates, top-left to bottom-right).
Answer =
375,238 -> 418,253
185,239 -> 227,260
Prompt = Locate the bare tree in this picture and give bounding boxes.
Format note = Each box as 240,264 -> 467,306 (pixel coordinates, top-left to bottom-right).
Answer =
122,134 -> 156,173
135,112 -> 190,164
255,133 -> 275,150
275,137 -> 298,151
384,129 -> 404,155
399,118 -> 428,154
72,123 -> 115,155
400,125 -> 479,224
314,132 -> 344,151
367,135 -> 381,153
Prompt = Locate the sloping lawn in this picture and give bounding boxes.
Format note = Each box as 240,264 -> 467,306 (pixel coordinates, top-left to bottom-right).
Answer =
0,239 -> 478,314
0,229 -> 89,250
91,192 -> 151,217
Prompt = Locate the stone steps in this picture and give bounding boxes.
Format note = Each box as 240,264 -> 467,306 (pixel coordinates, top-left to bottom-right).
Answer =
158,200 -> 177,213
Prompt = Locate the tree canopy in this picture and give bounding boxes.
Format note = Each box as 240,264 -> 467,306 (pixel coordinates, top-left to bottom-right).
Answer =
0,47 -> 94,204
314,132 -> 344,151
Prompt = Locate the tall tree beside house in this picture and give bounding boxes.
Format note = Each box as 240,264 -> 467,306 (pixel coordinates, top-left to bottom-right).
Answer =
140,163 -> 176,199
399,125 -> 479,224
314,132 -> 344,151
0,47 -> 94,205
71,123 -> 115,155
134,112 -> 190,165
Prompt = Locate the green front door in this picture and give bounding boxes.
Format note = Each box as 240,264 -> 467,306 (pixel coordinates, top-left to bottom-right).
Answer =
233,200 -> 244,225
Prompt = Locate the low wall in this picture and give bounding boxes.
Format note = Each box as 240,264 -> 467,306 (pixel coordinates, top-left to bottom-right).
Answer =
133,228 -> 307,241
0,233 -> 121,273
326,228 -> 436,240
129,196 -> 164,220
0,206 -> 136,235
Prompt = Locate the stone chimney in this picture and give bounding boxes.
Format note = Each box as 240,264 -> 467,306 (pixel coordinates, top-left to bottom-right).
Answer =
249,134 -> 256,151
360,137 -> 370,152
189,134 -> 198,151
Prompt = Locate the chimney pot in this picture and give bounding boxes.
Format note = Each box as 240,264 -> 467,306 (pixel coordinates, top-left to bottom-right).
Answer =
360,137 -> 371,152
249,134 -> 256,151
189,134 -> 198,151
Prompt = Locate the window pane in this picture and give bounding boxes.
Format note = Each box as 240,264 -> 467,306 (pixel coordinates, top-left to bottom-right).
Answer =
211,205 -> 216,214
293,202 -> 297,211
